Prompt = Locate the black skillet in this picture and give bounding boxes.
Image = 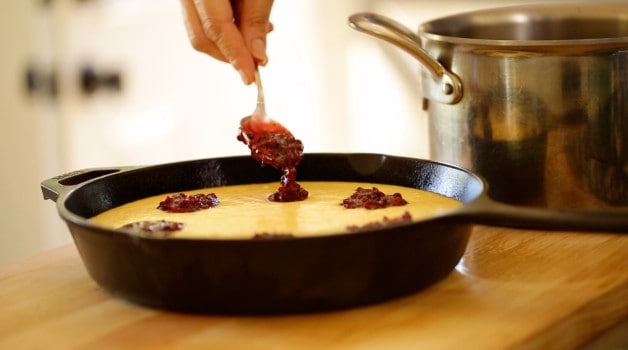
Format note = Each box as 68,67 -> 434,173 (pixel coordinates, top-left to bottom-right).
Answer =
40,153 -> 628,315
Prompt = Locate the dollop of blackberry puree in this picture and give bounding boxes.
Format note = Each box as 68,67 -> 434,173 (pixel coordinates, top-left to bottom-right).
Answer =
157,193 -> 219,213
341,187 -> 408,209
119,220 -> 184,237
237,129 -> 308,202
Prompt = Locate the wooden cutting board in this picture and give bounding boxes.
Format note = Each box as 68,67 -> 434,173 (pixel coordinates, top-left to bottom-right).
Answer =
1,225 -> 627,350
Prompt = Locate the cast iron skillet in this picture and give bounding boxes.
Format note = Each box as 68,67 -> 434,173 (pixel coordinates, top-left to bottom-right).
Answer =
41,153 -> 628,315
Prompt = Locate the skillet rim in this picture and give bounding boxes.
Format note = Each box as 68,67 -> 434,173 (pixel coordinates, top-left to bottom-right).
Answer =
50,152 -> 486,242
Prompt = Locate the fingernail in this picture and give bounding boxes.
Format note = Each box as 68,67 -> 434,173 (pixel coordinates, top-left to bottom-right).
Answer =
251,38 -> 268,65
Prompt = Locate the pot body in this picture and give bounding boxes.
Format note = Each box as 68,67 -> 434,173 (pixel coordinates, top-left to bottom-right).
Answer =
420,3 -> 628,209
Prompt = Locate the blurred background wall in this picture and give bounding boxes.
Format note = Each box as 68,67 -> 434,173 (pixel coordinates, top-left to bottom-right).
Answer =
0,0 -> 572,266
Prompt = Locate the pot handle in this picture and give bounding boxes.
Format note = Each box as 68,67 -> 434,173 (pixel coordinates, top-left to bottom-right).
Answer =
41,167 -> 134,203
348,12 -> 463,104
454,195 -> 628,233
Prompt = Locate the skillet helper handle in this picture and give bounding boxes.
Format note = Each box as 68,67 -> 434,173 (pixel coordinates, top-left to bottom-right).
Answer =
456,196 -> 628,233
348,12 -> 463,104
41,167 -> 133,203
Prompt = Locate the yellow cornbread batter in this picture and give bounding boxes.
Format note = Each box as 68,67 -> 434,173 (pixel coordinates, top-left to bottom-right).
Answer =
90,181 -> 462,239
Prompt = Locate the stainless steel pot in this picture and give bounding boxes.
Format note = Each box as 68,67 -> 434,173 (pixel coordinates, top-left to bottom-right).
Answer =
349,3 -> 628,210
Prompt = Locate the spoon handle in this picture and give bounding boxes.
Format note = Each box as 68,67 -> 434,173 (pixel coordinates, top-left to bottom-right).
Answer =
253,67 -> 268,120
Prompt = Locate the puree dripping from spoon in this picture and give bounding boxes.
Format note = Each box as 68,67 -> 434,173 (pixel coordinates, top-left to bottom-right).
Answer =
237,67 -> 308,202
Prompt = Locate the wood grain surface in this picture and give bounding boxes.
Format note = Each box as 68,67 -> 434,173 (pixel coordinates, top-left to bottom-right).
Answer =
1,226 -> 627,350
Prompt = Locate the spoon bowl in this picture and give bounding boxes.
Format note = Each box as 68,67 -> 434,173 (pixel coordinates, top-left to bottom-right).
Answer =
239,68 -> 293,145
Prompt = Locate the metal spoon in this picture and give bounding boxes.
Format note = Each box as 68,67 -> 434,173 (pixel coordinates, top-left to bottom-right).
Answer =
236,67 -> 307,202
238,67 -> 292,146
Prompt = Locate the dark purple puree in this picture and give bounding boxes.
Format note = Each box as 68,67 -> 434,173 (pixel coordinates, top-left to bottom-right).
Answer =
347,211 -> 412,232
119,220 -> 185,237
341,187 -> 408,209
237,125 -> 308,202
157,193 -> 219,213
342,187 -> 411,232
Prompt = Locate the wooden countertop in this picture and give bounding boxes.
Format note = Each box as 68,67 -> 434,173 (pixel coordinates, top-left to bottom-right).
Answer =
1,226 -> 627,349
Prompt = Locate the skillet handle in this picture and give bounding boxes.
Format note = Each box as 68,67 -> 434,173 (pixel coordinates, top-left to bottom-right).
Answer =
455,196 -> 628,233
41,167 -> 133,202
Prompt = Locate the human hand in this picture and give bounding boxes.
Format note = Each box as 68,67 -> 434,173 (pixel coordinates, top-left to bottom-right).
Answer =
180,0 -> 274,84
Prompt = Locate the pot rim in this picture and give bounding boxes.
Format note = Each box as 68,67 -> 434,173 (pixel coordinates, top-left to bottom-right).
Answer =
419,2 -> 628,47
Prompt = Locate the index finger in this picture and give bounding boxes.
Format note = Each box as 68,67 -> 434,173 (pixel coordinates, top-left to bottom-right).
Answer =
194,0 -> 257,80
180,0 -> 227,61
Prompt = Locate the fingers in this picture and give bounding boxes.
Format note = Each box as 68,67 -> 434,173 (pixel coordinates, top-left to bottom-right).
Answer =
237,0 -> 274,66
180,0 -> 274,85
180,0 -> 227,62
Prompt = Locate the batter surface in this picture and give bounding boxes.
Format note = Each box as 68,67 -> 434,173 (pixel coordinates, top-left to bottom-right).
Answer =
90,181 -> 462,239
